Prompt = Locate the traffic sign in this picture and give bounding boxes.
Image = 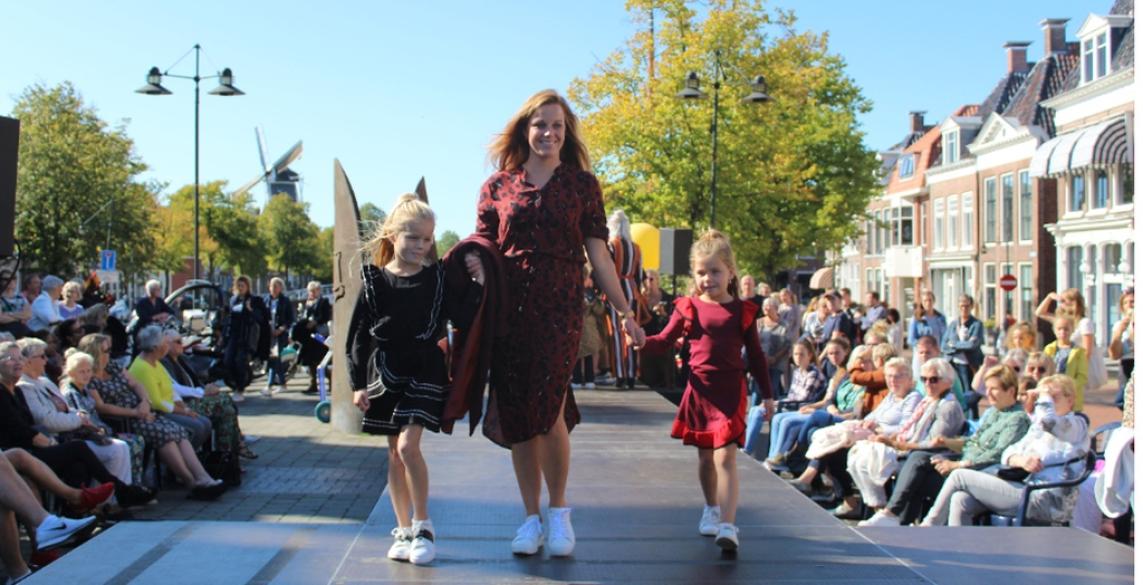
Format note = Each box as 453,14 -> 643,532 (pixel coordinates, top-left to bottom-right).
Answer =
999,274 -> 1017,292
100,249 -> 117,271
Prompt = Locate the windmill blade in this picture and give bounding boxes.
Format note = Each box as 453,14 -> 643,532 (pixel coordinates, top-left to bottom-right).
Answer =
255,127 -> 271,174
414,177 -> 428,204
271,141 -> 304,174
232,173 -> 266,197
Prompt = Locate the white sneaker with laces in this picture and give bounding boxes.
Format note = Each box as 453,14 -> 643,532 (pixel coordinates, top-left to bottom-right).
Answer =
714,522 -> 739,551
511,514 -> 544,555
699,505 -> 720,536
387,527 -> 412,561
35,514 -> 97,551
409,520 -> 436,565
547,507 -> 575,557
857,511 -> 900,527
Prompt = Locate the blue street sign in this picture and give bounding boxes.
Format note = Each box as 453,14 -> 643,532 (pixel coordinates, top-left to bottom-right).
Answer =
100,249 -> 117,271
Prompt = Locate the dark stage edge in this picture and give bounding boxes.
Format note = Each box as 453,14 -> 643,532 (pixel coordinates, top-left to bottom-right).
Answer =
25,390 -> 1134,584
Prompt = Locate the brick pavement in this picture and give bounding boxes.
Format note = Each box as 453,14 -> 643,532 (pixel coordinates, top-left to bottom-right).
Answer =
128,376 -> 388,524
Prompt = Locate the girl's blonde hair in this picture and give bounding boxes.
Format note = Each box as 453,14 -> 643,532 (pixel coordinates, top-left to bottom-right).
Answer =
1052,315 -> 1075,334
689,230 -> 739,299
362,194 -> 437,268
489,89 -> 590,172
1057,288 -> 1087,319
1005,320 -> 1036,351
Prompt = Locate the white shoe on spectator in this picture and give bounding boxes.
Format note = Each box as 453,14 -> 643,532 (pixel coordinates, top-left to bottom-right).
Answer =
232,392 -> 246,403
857,511 -> 900,527
511,514 -> 544,555
409,519 -> 436,565
699,505 -> 720,536
547,507 -> 575,556
260,387 -> 273,397
35,514 -> 96,551
570,383 -> 584,389
243,434 -> 259,444
387,526 -> 412,561
714,523 -> 739,551
584,382 -> 596,389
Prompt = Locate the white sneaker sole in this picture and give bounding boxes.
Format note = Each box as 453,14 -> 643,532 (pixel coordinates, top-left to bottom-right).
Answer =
715,535 -> 739,551
511,538 -> 543,556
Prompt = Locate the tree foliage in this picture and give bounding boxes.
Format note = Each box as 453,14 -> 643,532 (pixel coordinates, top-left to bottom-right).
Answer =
436,230 -> 460,257
258,194 -> 323,278
358,202 -> 385,240
11,82 -> 164,279
313,226 -> 334,283
568,0 -> 880,278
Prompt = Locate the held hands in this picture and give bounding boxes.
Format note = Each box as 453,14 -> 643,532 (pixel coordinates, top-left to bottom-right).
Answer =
353,390 -> 370,412
464,253 -> 485,285
762,399 -> 776,421
622,314 -> 645,349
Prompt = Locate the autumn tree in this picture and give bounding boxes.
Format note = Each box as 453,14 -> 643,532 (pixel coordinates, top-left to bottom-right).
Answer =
11,82 -> 165,279
569,0 -> 880,278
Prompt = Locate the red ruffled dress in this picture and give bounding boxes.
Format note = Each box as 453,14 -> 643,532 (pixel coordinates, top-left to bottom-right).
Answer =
642,296 -> 772,448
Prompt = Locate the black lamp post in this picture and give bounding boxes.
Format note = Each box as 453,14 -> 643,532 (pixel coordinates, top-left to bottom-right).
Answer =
678,49 -> 770,229
137,44 -> 244,281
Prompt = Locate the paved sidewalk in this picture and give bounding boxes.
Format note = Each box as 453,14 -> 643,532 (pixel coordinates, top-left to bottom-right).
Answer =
128,377 -> 387,524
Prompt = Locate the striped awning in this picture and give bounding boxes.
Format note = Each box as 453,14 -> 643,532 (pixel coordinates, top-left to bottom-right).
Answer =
1030,116 -> 1132,178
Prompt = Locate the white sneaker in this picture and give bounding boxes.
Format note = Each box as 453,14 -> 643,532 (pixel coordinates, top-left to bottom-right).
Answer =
35,514 -> 97,551
387,527 -> 412,561
857,511 -> 900,527
714,522 -> 739,551
570,383 -> 584,389
584,382 -> 596,389
511,514 -> 544,555
547,507 -> 575,557
698,505 -> 720,536
231,392 -> 246,403
409,520 -> 436,565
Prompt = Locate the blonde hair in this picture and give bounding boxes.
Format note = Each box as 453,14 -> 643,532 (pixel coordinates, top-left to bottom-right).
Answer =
1052,315 -> 1075,334
269,277 -> 285,291
362,194 -> 437,268
1057,288 -> 1087,319
984,365 -> 1019,392
62,281 -> 82,302
871,342 -> 896,364
1037,374 -> 1077,401
77,333 -> 111,369
689,230 -> 739,299
883,357 -> 911,377
233,275 -> 252,295
489,90 -> 590,172
1005,321 -> 1036,351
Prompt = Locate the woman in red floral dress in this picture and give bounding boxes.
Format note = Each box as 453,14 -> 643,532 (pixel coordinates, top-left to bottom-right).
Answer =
476,89 -> 645,558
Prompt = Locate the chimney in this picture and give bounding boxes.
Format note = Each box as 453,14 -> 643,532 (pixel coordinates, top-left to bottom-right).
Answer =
1004,41 -> 1032,73
1041,18 -> 1070,56
909,111 -> 926,133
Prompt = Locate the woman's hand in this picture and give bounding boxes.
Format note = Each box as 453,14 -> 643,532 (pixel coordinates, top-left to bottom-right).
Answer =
798,404 -> 815,415
933,458 -> 964,476
32,433 -> 54,448
861,419 -> 878,431
353,390 -> 370,412
464,253 -> 485,285
1019,455 -> 1044,473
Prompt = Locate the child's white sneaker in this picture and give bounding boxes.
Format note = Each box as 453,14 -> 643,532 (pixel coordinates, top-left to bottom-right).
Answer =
715,522 -> 739,551
511,514 -> 544,555
409,519 -> 436,565
698,505 -> 720,536
584,382 -> 596,389
387,526 -> 412,561
547,507 -> 575,557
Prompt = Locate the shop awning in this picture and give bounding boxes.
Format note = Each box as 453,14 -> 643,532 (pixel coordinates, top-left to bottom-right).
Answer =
809,266 -> 834,290
1030,116 -> 1131,178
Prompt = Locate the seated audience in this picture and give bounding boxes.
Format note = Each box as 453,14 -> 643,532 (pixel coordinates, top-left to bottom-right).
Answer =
57,281 -> 85,321
28,275 -> 64,335
1043,316 -> 1088,411
0,271 -> 33,339
161,330 -> 253,458
744,339 -> 825,457
920,375 -> 1088,526
60,349 -> 147,486
757,338 -> 849,465
129,326 -> 212,449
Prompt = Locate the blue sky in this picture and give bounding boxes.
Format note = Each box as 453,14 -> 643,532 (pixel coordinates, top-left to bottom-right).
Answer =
1,0 -> 1111,237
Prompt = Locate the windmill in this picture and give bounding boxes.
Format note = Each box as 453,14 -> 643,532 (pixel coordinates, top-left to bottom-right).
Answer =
233,127 -> 303,203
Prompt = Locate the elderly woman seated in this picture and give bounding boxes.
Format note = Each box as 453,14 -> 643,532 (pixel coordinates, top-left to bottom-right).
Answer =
160,329 -> 254,459
77,333 -> 224,499
852,359 -> 1025,527
129,325 -> 212,450
16,338 -> 133,485
787,357 -> 921,505
919,374 -> 1087,527
839,358 -> 967,521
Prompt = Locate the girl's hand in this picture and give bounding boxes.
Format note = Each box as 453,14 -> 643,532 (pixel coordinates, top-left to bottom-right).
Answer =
463,253 -> 485,285
353,390 -> 370,412
623,315 -> 645,349
763,399 -> 776,421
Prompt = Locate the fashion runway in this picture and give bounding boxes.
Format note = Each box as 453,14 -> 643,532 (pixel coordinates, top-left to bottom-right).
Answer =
25,390 -> 1134,584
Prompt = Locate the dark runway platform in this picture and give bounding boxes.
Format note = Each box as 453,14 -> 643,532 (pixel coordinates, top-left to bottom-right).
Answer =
27,390 -> 1134,584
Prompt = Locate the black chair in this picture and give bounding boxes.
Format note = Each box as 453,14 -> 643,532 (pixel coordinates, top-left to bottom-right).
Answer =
987,451 -> 1097,527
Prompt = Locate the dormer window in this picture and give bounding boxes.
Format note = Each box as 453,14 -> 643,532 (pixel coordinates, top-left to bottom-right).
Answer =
944,131 -> 959,165
1083,32 -> 1110,83
897,155 -> 915,179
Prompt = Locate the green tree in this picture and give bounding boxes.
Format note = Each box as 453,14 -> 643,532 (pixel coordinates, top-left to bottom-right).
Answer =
358,202 -> 385,240
568,0 -> 880,278
436,230 -> 460,257
312,226 -> 334,283
202,186 -> 266,278
258,195 -> 322,278
11,82 -> 164,279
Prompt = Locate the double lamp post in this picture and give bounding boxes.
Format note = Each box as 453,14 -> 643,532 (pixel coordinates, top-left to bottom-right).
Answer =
677,49 -> 771,229
136,44 -> 245,281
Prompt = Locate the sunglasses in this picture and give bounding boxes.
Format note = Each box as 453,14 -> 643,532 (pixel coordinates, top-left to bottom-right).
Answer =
920,376 -> 943,385
1030,366 -> 1048,374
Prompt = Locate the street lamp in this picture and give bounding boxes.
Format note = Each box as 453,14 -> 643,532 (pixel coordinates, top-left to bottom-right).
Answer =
677,49 -> 770,228
137,44 -> 245,281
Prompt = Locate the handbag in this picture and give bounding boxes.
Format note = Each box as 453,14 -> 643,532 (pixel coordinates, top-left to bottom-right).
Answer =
202,449 -> 242,487
995,466 -> 1031,482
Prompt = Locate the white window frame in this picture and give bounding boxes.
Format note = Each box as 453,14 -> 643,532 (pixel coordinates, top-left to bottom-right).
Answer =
1117,165 -> 1134,206
1094,169 -> 1110,209
983,264 -> 998,325
1018,263 -> 1034,323
1018,170 -> 1033,243
962,192 -> 974,249
898,155 -> 915,180
944,131 -> 959,165
934,197 -> 945,251
1001,173 -> 1015,243
984,177 -> 997,243
1069,173 -> 1087,213
948,196 -> 959,249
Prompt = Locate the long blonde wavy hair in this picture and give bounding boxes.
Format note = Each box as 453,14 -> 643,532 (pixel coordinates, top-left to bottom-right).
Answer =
488,89 -> 590,172
361,194 -> 437,268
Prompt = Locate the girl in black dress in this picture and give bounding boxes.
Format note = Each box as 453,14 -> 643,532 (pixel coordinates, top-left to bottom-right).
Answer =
347,194 -> 484,566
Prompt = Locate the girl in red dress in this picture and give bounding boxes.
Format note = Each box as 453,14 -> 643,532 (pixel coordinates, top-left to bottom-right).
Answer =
640,230 -> 775,552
